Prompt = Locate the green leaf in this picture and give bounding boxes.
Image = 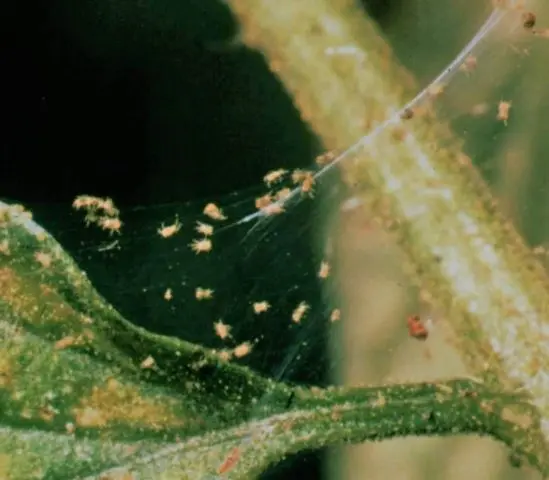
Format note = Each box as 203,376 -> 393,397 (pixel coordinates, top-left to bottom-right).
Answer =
1,202 -> 546,478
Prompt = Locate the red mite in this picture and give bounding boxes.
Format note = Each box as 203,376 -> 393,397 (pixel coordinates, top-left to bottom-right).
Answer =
407,315 -> 429,340
218,447 -> 241,475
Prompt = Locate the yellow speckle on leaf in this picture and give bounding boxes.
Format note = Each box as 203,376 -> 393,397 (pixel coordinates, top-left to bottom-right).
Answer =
34,251 -> 52,268
73,377 -> 185,430
0,240 -> 10,255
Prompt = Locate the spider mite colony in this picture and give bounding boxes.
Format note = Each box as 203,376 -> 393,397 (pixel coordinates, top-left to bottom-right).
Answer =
70,175 -> 428,362
70,167 -> 336,364
69,4 -> 546,365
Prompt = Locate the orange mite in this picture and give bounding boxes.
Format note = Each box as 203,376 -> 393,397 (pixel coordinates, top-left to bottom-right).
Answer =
218,446 -> 241,475
407,315 -> 429,340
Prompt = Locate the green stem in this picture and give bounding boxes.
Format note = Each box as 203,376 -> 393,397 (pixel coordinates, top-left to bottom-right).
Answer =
89,379 -> 546,478
225,0 -> 549,467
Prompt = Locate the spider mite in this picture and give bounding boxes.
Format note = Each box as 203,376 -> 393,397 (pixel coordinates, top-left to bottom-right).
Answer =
217,446 -> 241,475
522,12 -> 536,30
407,315 -> 429,340
497,101 -> 512,125
263,168 -> 288,187
459,55 -> 477,74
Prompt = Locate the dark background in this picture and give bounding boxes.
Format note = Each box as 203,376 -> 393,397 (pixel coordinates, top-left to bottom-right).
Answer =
0,0 -> 400,477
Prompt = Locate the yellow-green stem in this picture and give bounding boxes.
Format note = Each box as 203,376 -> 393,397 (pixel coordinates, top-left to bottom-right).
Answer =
227,0 -> 549,457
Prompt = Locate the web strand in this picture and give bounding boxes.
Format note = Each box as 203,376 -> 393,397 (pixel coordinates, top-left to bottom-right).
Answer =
231,8 -> 509,241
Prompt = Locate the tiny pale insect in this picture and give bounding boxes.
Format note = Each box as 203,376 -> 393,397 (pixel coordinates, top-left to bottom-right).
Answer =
214,320 -> 232,340
190,237 -> 212,254
428,83 -> 445,98
98,197 -> 120,217
72,195 -> 96,210
203,203 -> 227,221
259,200 -> 285,216
72,195 -> 120,218
318,261 -> 330,279
54,335 -> 77,350
98,216 -> 123,235
233,342 -> 252,358
158,217 -> 181,238
263,168 -> 287,187
195,287 -> 214,300
315,150 -> 336,166
275,187 -> 291,202
300,172 -> 315,196
497,100 -> 512,125
255,193 -> 273,210
291,169 -> 315,195
195,221 -> 213,236
292,301 -> 310,323
291,169 -> 308,184
253,301 -> 270,314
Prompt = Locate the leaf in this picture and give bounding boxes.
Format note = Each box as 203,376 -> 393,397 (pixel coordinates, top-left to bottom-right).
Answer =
0,202 -> 292,478
0,202 -> 546,478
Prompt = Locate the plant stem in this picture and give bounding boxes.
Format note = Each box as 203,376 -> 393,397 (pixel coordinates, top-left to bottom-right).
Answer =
226,0 -> 549,468
88,378 -> 547,478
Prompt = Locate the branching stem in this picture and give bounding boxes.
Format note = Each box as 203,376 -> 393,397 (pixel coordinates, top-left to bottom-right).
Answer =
89,378 -> 546,478
226,0 -> 549,471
